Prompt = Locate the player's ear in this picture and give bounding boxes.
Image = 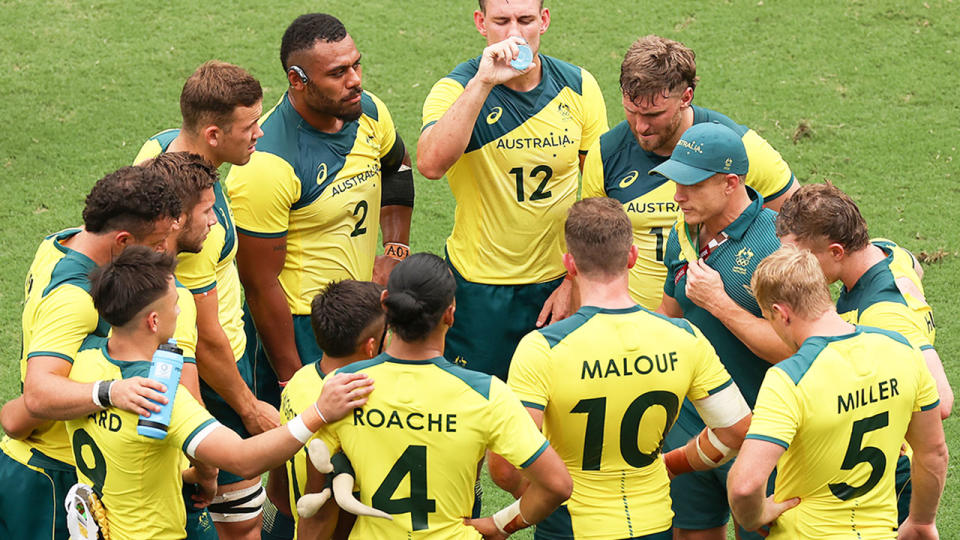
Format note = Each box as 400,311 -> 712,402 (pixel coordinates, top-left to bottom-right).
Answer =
202,124 -> 221,149
146,310 -> 160,334
539,7 -> 550,33
473,9 -> 486,35
361,336 -> 376,359
379,289 -> 389,311
442,302 -> 455,327
679,86 -> 694,107
113,230 -> 134,251
771,303 -> 790,325
827,243 -> 845,261
562,252 -> 578,277
626,244 -> 639,270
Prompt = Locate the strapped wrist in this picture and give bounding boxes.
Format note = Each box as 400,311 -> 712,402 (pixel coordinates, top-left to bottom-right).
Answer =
383,242 -> 410,261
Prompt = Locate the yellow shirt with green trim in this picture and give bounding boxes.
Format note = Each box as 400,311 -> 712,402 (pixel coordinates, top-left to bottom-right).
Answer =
65,336 -> 219,540
837,240 -> 935,350
422,55 -> 608,284
225,91 -> 400,315
746,326 -> 939,539
581,106 -> 794,308
1,229 -> 110,467
313,354 -> 549,539
508,305 -> 732,539
279,361 -> 326,535
135,129 -> 247,362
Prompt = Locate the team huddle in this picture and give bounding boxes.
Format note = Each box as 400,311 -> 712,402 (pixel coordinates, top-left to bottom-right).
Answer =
0,1 -> 952,539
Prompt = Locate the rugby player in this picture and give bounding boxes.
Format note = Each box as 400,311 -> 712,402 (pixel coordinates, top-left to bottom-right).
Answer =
0,166 -> 181,539
63,247 -> 372,540
417,0 -> 608,381
581,35 -> 797,309
729,245 -> 947,539
310,253 -> 572,538
492,198 -> 751,539
135,61 -> 282,537
652,122 -> 787,539
279,280 -> 385,539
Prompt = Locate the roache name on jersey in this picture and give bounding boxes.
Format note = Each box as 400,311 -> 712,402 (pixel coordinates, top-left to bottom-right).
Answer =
353,407 -> 457,433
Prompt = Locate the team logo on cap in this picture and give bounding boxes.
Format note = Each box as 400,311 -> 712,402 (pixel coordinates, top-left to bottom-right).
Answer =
677,139 -> 703,153
486,107 -> 503,124
733,247 -> 755,275
724,158 -> 733,170
619,170 -> 639,188
316,162 -> 328,185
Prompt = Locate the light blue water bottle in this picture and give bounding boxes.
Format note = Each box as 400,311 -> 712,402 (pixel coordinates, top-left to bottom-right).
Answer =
137,339 -> 183,439
511,41 -> 533,71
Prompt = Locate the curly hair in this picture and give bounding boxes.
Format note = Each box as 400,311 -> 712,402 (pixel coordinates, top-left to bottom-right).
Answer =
280,13 -> 347,71
82,166 -> 181,239
620,35 -> 699,104
139,152 -> 217,216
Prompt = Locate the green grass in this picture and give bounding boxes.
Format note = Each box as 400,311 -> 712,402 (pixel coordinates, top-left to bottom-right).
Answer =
1,1 -> 957,537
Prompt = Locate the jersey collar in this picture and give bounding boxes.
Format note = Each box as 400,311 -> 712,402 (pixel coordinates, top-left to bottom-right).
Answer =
721,186 -> 764,241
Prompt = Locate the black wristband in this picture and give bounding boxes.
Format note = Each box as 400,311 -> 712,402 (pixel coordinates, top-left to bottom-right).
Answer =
99,379 -> 115,408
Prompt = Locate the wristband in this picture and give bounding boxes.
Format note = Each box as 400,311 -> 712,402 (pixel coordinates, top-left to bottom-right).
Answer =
695,433 -> 721,468
492,499 -> 530,535
383,242 -> 410,261
313,402 -> 329,425
287,414 -> 313,444
92,381 -> 105,409
663,448 -> 695,476
92,380 -> 115,409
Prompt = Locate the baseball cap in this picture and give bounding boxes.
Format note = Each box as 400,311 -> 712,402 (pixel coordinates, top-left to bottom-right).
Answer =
649,122 -> 749,185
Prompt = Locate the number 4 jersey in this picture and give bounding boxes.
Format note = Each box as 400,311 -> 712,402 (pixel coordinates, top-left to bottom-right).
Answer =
746,326 -> 940,539
508,305 -> 733,539
422,54 -> 607,284
313,354 -> 549,539
226,91 -> 401,315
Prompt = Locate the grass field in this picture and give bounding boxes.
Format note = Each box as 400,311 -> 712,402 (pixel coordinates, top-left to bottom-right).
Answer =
1,0 -> 957,537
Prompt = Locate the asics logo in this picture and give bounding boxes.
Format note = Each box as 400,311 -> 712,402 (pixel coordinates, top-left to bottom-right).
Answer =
486,107 -> 503,124
316,163 -> 328,185
619,170 -> 639,188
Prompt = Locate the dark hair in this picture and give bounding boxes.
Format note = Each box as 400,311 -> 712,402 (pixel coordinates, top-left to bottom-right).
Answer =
311,280 -> 385,357
383,253 -> 456,342
280,13 -> 348,71
180,60 -> 262,134
478,0 -> 543,12
620,35 -> 699,104
565,198 -> 634,277
89,246 -> 178,328
140,152 -> 217,216
82,166 -> 182,239
775,182 -> 869,251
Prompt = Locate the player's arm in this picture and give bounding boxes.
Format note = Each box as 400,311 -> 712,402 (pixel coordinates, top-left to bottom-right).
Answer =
417,38 -> 530,179
762,181 -> 797,212
727,438 -> 799,531
741,128 -> 796,212
0,396 -> 44,439
195,372 -> 372,479
296,453 -> 339,540
657,293 -> 683,317
684,258 -> 792,363
921,348 -> 953,419
236,233 -> 301,384
374,133 -> 414,285
487,406 -> 543,498
663,383 -> 752,477
194,287 -> 279,434
899,408 -> 948,538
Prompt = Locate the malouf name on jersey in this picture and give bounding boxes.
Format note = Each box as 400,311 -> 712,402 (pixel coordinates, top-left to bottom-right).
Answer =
330,163 -> 381,197
495,133 -> 575,150
581,352 -> 679,380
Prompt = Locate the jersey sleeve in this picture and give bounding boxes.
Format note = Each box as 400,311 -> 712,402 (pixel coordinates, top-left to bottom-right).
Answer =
685,326 -> 734,401
174,285 -> 198,364
421,78 -> 465,131
911,348 -> 941,412
280,368 -> 318,424
133,139 -> 163,165
225,152 -> 300,237
507,331 -> 553,411
169,385 -> 219,458
859,302 -> 932,350
663,226 -> 682,298
741,129 -> 795,202
580,138 -> 606,198
175,235 -> 221,294
485,378 -> 549,469
744,367 -> 802,450
368,92 -> 398,160
577,68 -> 608,153
26,285 -> 99,363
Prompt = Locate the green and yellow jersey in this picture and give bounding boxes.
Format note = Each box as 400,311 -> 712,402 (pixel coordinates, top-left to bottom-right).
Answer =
581,107 -> 795,309
314,354 -> 548,539
65,337 -> 219,540
226,91 -> 400,315
746,327 -> 939,539
133,128 -> 178,166
837,240 -> 935,350
279,361 -> 325,536
508,305 -> 732,539
422,55 -> 607,284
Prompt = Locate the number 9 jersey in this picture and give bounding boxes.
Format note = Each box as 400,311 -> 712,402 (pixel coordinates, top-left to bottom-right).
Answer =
226,91 -> 401,315
508,305 -> 733,539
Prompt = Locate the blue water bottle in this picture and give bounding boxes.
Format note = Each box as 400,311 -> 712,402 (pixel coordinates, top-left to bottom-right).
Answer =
510,41 -> 533,71
137,339 -> 183,439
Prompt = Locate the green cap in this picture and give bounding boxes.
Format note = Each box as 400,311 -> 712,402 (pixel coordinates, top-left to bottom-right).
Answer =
649,122 -> 749,185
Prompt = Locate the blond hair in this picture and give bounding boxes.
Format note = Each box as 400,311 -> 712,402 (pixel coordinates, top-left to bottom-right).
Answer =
751,245 -> 833,319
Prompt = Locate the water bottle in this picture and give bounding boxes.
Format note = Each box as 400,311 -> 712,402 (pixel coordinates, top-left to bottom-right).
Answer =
137,339 -> 183,439
510,41 -> 533,71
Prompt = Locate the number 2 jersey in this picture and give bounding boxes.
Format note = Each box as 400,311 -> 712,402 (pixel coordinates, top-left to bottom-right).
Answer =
226,91 -> 401,315
508,305 -> 733,539
746,327 -> 939,539
314,354 -> 549,539
422,54 -> 607,284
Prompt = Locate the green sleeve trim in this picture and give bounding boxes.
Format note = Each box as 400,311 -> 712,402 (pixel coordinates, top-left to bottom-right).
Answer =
744,433 -> 789,450
519,440 -> 550,469
920,399 -> 941,412
26,351 -> 74,364
182,418 -> 218,453
189,282 -> 217,295
235,227 -> 287,239
764,174 -> 796,202
521,400 -> 546,411
182,356 -> 197,365
919,344 -> 934,352
706,378 -> 734,396
578,149 -> 589,155
421,120 -> 437,133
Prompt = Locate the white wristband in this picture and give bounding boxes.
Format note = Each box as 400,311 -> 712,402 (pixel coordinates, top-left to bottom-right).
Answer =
91,381 -> 105,409
287,414 -> 313,444
492,499 -> 522,535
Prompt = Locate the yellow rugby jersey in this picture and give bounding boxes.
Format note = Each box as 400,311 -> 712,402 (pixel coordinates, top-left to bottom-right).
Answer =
581,107 -> 795,308
280,361 -> 325,534
135,129 -> 246,361
314,355 -> 549,539
746,327 -> 939,539
508,305 -> 731,539
65,337 -> 219,540
1,229 -> 111,467
837,240 -> 935,350
226,92 -> 400,315
422,55 -> 607,284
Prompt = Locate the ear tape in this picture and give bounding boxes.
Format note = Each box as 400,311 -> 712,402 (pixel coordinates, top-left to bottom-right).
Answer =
289,65 -> 308,84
